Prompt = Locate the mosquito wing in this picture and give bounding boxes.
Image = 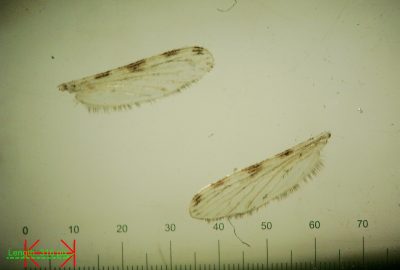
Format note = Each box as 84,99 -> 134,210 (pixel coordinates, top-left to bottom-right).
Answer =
189,132 -> 331,221
58,46 -> 214,112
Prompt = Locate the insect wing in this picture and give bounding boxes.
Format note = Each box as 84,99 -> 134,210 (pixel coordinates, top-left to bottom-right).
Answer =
59,46 -> 214,111
189,132 -> 331,221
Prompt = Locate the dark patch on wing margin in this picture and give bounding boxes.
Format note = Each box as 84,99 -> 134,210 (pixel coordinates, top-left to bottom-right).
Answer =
162,49 -> 180,57
192,46 -> 205,55
211,177 -> 227,188
94,71 -> 111,79
193,194 -> 202,206
277,149 -> 294,158
126,59 -> 146,72
244,162 -> 263,176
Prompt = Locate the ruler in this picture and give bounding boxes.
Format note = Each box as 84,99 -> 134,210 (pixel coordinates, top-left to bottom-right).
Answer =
4,233 -> 400,270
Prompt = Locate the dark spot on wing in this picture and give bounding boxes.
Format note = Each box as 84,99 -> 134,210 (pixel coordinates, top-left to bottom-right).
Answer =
278,149 -> 293,158
303,132 -> 331,148
126,59 -> 146,72
211,177 -> 226,188
58,83 -> 68,91
193,194 -> 202,206
192,47 -> 205,55
59,82 -> 78,93
244,162 -> 263,176
162,49 -> 180,57
94,71 -> 110,79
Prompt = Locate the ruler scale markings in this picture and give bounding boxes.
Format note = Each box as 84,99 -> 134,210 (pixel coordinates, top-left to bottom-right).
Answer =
17,243 -> 400,269
314,237 -> 317,267
169,240 -> 173,270
146,253 -> 148,270
194,252 -> 197,270
217,240 -> 221,270
266,239 -> 269,270
122,242 -> 124,270
242,251 -> 245,270
362,236 -> 365,267
386,248 -> 389,265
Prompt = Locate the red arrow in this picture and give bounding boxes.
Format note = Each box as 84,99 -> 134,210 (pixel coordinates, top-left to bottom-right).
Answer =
22,239 -> 76,267
60,239 -> 76,267
23,239 -> 40,268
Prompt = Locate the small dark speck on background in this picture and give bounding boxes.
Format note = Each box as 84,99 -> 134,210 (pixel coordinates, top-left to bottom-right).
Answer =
51,56 -> 55,59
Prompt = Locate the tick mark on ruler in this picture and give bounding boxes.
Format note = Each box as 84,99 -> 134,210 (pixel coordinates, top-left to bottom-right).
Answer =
146,253 -> 149,270
122,242 -> 124,270
170,240 -> 173,270
314,237 -> 317,267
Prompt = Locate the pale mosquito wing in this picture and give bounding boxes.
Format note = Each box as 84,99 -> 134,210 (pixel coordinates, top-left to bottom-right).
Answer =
189,132 -> 331,221
58,46 -> 214,112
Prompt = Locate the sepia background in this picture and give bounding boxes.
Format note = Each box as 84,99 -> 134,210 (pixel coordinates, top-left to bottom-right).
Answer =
0,0 -> 399,269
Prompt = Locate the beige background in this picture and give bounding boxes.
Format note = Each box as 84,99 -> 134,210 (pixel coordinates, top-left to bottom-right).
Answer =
1,0 -> 399,268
